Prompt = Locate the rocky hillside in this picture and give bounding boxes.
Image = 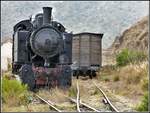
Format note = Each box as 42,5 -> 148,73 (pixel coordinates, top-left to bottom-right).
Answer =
110,16 -> 148,54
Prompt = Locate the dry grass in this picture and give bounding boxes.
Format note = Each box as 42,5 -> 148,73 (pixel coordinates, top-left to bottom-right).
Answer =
35,79 -> 104,111
2,60 -> 148,112
2,104 -> 28,112
37,87 -> 69,103
97,61 -> 148,99
113,75 -> 120,82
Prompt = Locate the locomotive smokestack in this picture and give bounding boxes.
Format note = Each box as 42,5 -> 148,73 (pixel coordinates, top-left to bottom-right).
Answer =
43,7 -> 52,25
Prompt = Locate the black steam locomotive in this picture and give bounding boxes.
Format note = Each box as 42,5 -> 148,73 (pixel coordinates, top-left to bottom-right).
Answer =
12,7 -> 72,90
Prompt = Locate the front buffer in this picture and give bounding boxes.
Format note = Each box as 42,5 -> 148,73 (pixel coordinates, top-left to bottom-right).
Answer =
19,64 -> 72,91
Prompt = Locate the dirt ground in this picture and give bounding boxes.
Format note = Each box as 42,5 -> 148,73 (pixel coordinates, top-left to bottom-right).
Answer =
30,77 -> 140,112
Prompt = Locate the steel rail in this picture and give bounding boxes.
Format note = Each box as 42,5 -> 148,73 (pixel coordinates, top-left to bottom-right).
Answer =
93,81 -> 119,112
67,96 -> 100,112
35,94 -> 62,112
76,80 -> 81,112
80,100 -> 100,112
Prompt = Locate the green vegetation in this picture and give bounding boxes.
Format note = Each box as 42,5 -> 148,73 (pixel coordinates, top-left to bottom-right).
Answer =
98,60 -> 148,99
113,75 -> 120,82
126,73 -> 141,84
92,88 -> 99,95
104,77 -> 110,82
116,49 -> 147,66
2,76 -> 31,106
68,86 -> 76,97
141,78 -> 148,91
99,75 -> 110,82
136,92 -> 148,111
7,61 -> 12,71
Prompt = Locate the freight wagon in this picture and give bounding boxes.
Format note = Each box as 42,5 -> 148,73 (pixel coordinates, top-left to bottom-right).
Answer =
71,32 -> 103,79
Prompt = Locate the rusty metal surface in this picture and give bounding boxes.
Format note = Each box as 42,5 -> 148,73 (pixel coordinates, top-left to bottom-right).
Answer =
32,65 -> 71,87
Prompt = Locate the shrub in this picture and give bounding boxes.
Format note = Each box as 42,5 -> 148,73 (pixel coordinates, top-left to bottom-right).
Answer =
126,73 -> 141,84
136,92 -> 148,111
99,75 -> 110,82
113,75 -> 120,82
92,88 -> 99,95
141,78 -> 148,91
116,49 -> 147,66
116,49 -> 130,66
68,86 -> 76,97
7,58 -> 12,71
104,77 -> 110,82
2,77 -> 30,106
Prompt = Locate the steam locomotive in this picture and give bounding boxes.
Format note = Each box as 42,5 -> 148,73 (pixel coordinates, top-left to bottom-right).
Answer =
12,7 -> 73,90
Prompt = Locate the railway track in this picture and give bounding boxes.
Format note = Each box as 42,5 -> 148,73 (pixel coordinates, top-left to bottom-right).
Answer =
92,81 -> 119,112
33,80 -> 119,112
34,94 -> 62,112
34,91 -> 100,112
68,80 -> 119,112
58,80 -> 101,112
68,80 -> 100,112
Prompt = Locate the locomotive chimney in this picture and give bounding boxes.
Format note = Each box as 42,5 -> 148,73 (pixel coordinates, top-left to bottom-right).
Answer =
43,7 -> 52,25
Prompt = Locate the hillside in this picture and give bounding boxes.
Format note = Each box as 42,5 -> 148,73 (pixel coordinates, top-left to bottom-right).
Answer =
101,16 -> 148,112
102,16 -> 148,66
110,16 -> 148,54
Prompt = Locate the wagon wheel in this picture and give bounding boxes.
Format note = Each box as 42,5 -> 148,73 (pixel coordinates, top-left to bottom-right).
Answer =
76,70 -> 79,79
89,74 -> 93,79
89,71 -> 93,79
92,71 -> 97,77
76,75 -> 79,79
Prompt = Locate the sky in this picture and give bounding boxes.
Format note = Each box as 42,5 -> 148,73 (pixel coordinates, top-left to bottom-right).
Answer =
1,1 -> 149,48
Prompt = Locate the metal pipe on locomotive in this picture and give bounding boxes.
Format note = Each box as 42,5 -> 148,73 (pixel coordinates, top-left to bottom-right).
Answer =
12,7 -> 73,90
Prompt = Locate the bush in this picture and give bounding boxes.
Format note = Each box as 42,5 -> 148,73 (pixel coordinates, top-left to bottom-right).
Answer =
126,73 -> 141,84
92,88 -> 99,95
99,75 -> 110,82
141,78 -> 148,91
7,58 -> 12,71
116,49 -> 147,66
98,74 -> 110,82
104,77 -> 110,82
116,49 -> 129,66
113,75 -> 120,82
2,77 -> 30,106
68,86 -> 76,97
136,92 -> 148,111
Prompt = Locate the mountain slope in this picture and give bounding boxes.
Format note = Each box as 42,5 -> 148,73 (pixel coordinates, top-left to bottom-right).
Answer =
102,16 -> 148,65
110,16 -> 148,54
